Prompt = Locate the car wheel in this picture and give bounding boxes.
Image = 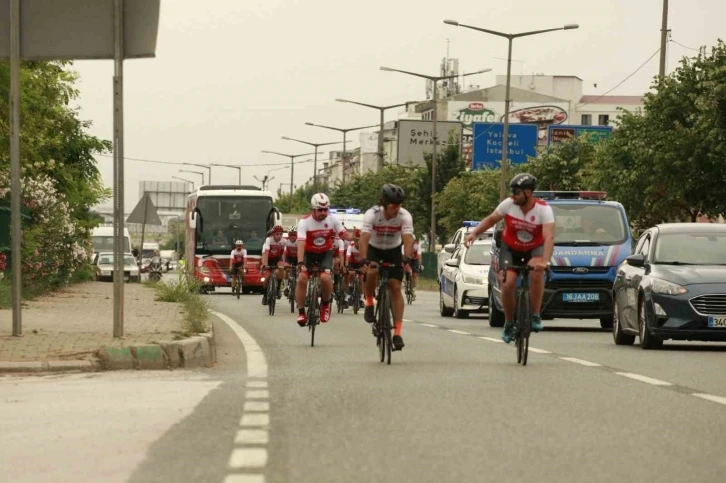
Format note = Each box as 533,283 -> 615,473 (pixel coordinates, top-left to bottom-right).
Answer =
638,296 -> 663,350
488,287 -> 505,327
454,287 -> 469,319
439,288 -> 454,317
612,297 -> 635,345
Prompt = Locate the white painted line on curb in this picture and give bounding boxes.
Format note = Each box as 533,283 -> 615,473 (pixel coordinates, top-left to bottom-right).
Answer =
420,323 -> 439,328
692,393 -> 726,406
228,448 -> 268,469
224,475 -> 265,483
528,347 -> 552,354
447,330 -> 470,335
615,372 -> 673,386
247,381 -> 268,388
213,311 -> 268,379
244,401 -> 270,412
479,337 -> 503,343
403,318 -> 413,322
246,390 -> 269,400
235,429 -> 270,445
240,413 -> 270,427
559,357 -> 602,367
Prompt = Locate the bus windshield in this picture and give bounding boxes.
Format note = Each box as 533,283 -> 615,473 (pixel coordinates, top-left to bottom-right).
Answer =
195,196 -> 273,255
92,236 -> 131,253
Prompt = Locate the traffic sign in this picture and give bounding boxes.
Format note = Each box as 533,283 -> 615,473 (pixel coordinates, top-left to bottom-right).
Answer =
472,123 -> 538,170
547,125 -> 613,145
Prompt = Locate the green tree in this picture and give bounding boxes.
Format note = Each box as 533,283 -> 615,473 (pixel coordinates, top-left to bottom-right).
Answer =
435,170 -> 501,236
527,133 -> 597,191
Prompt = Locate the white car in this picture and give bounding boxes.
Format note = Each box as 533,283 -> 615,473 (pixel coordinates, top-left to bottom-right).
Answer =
437,222 -> 494,281
439,239 -> 492,318
92,251 -> 140,282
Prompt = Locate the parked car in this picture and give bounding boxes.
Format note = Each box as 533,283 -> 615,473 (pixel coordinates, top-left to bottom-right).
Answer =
439,238 -> 492,319
613,223 -> 726,349
92,251 -> 140,282
437,221 -> 494,281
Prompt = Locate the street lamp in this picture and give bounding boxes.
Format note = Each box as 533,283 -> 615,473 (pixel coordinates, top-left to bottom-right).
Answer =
281,136 -> 341,193
261,150 -> 314,196
380,65 -> 491,252
253,175 -> 275,190
305,121 -> 378,184
444,19 -> 579,200
179,169 -> 205,185
171,176 -> 195,191
210,163 -> 242,184
182,163 -> 212,185
335,98 -> 418,172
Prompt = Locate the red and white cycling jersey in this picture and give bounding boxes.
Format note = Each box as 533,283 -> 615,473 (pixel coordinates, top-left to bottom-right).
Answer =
297,213 -> 347,254
347,242 -> 363,264
284,239 -> 298,259
262,236 -> 285,259
230,248 -> 247,264
496,197 -> 555,251
401,242 -> 422,259
361,206 -> 414,250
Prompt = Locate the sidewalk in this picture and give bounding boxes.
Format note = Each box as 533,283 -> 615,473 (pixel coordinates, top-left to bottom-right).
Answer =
0,281 -> 214,372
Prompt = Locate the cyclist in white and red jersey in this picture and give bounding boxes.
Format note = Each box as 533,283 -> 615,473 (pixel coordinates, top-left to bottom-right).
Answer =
229,240 -> 247,287
464,173 -> 554,343
358,184 -> 414,351
345,238 -> 365,308
402,237 -> 423,295
282,226 -> 298,297
295,193 -> 357,326
260,225 -> 286,305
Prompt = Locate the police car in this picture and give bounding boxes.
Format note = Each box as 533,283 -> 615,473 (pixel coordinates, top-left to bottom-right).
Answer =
437,221 -> 494,281
439,238 -> 492,318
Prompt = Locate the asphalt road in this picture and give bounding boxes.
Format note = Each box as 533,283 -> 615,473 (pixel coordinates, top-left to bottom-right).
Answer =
3,285 -> 726,483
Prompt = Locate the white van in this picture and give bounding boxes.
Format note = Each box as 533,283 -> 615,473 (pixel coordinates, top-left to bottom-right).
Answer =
91,226 -> 132,261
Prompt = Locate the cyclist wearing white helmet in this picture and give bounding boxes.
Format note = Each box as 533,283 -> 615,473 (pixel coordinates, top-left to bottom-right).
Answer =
229,240 -> 247,289
295,193 -> 357,327
260,225 -> 286,305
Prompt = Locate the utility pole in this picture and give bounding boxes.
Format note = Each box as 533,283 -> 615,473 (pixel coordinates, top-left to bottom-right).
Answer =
659,0 -> 669,78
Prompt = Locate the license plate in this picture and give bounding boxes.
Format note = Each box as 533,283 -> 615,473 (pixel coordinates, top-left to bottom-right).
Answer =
708,316 -> 726,328
562,292 -> 599,302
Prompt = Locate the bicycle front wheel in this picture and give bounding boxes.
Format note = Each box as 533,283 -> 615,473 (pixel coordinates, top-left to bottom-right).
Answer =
352,279 -> 360,315
268,278 -> 277,316
515,290 -> 531,365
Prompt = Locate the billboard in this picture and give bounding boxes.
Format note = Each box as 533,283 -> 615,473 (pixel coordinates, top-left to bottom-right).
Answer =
472,123 -> 538,170
396,120 -> 462,167
547,125 -> 613,145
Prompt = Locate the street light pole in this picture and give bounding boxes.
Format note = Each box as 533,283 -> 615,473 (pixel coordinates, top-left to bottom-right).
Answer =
179,169 -> 205,185
210,164 -> 242,184
281,136 -> 341,192
380,66 -> 491,252
182,163 -> 212,185
305,122 -> 378,184
444,19 -> 579,200
261,150 -> 314,197
171,176 -> 194,191
659,0 -> 669,78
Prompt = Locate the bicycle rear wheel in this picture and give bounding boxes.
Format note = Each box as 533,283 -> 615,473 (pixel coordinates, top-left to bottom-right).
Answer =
352,278 -> 360,315
289,276 -> 295,313
236,279 -> 241,299
307,276 -> 318,347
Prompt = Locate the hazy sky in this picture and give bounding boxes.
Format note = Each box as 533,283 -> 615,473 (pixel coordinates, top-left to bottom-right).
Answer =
70,0 -> 724,212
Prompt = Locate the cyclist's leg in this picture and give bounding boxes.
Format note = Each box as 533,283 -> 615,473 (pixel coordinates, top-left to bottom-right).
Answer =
363,247 -> 380,323
318,251 -> 335,322
295,257 -> 310,325
527,246 -> 546,331
275,262 -> 285,297
499,245 -> 520,343
384,246 -> 406,350
411,260 -> 420,290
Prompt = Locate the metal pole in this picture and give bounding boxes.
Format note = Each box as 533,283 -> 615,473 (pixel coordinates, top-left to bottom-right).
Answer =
498,37 -> 514,201
290,157 -> 294,196
378,108 -> 385,172
112,0 -> 125,337
429,79 -> 438,253
342,131 -> 347,184
237,167 -> 241,185
659,0 -> 669,77
313,145 -> 319,192
9,0 -> 22,336
138,194 -> 148,281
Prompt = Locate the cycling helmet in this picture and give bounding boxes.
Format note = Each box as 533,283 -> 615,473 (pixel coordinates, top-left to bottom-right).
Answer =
311,193 -> 330,209
235,240 -> 244,246
288,225 -> 297,234
272,225 -> 284,234
509,173 -> 537,190
381,184 -> 405,205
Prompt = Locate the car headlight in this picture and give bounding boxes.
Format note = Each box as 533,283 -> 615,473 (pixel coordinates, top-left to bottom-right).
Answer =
462,274 -> 485,285
651,278 -> 688,295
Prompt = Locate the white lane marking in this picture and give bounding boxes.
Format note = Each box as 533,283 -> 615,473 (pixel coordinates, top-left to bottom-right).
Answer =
615,372 -> 673,386
228,448 -> 268,469
528,347 -> 552,354
247,380 -> 268,388
235,429 -> 270,445
479,337 -> 503,343
224,475 -> 265,483
448,330 -> 470,335
692,393 -> 726,406
244,401 -> 270,412
240,413 -> 270,427
420,323 -> 439,328
213,311 -> 268,379
403,318 -> 413,322
246,390 -> 269,399
559,357 -> 602,367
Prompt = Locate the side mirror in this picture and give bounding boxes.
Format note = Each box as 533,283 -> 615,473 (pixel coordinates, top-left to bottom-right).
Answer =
625,253 -> 646,267
443,243 -> 456,254
445,258 -> 459,268
189,210 -> 197,230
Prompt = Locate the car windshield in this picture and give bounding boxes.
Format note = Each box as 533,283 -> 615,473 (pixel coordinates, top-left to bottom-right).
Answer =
92,236 -> 131,253
196,196 -> 274,256
98,255 -> 136,266
655,232 -> 726,265
552,204 -> 627,245
464,244 -> 492,265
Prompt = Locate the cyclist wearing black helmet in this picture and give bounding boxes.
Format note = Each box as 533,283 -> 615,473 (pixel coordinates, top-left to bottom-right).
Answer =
464,173 -> 554,343
358,183 -> 414,351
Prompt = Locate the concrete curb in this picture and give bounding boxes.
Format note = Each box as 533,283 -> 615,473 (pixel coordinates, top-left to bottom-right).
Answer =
0,320 -> 216,373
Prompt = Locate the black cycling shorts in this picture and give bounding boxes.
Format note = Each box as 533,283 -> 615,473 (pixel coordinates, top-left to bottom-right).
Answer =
303,250 -> 334,272
231,262 -> 244,274
368,244 -> 404,281
499,243 -> 544,272
264,257 -> 282,270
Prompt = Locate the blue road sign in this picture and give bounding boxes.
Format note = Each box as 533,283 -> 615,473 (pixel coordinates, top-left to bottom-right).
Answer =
472,123 -> 538,170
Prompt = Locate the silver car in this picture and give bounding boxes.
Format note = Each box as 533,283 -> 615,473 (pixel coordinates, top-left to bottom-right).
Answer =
92,252 -> 140,282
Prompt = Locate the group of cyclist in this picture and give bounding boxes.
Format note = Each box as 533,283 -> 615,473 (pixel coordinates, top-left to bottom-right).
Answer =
228,172 -> 553,347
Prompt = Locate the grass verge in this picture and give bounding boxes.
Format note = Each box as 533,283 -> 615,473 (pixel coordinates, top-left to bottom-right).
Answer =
417,277 -> 440,292
150,274 -> 210,335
